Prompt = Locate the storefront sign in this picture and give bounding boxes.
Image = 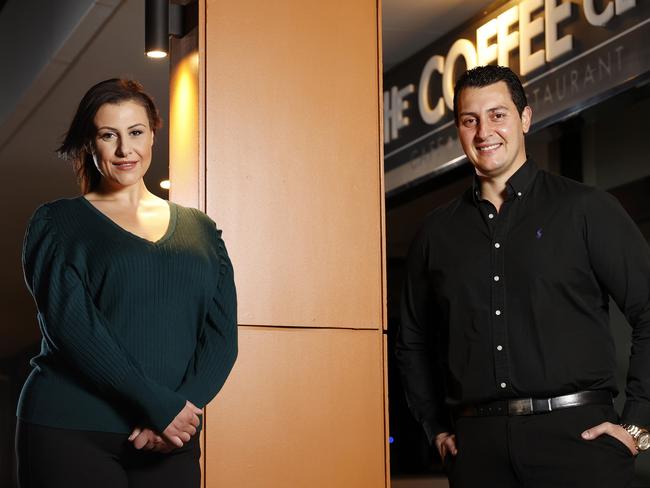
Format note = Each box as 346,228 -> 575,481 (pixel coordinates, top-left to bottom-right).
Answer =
384,0 -> 650,195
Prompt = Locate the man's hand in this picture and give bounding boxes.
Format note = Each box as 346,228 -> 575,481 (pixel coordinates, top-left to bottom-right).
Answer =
435,432 -> 458,461
129,427 -> 176,453
581,422 -> 637,455
162,400 -> 203,448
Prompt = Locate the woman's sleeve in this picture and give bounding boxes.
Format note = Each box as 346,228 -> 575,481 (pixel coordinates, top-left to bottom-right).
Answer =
176,228 -> 238,408
23,204 -> 186,432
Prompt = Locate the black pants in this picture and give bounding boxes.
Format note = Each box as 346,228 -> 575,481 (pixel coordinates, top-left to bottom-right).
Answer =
15,420 -> 201,488
446,404 -> 636,488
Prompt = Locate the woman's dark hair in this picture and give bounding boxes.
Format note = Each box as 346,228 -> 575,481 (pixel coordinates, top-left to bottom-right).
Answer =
453,65 -> 528,125
57,78 -> 163,193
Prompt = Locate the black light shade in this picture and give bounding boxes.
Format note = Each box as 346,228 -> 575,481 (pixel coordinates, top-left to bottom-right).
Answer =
145,0 -> 169,58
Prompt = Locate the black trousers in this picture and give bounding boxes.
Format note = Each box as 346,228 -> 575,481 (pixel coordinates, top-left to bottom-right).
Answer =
15,420 -> 201,488
445,404 -> 636,488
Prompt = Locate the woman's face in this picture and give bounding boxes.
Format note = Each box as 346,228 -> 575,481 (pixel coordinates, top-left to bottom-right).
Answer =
92,100 -> 154,190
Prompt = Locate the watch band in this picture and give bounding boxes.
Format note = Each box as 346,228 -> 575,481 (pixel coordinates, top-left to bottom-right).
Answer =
621,424 -> 650,451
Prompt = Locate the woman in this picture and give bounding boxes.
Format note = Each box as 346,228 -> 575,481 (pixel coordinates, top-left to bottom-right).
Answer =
16,79 -> 237,487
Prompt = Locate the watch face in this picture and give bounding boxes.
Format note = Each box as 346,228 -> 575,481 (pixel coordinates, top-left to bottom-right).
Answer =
638,432 -> 650,451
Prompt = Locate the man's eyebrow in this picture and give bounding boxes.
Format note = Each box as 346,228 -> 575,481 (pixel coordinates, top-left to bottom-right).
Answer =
459,106 -> 510,117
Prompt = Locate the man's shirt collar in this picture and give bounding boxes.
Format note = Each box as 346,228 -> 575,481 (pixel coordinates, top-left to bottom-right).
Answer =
472,159 -> 538,204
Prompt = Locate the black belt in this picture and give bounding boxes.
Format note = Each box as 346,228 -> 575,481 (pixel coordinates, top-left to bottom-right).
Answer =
455,390 -> 612,417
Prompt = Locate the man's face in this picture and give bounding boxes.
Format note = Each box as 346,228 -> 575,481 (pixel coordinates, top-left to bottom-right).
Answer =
456,81 -> 531,179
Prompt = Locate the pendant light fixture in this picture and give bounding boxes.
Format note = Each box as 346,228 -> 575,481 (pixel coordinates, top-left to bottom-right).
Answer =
145,1 -> 197,59
145,0 -> 169,58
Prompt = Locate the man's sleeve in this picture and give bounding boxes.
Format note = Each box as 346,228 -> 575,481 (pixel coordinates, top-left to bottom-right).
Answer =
395,227 -> 451,445
584,190 -> 650,427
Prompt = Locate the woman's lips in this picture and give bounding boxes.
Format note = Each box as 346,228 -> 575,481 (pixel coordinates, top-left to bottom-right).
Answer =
112,160 -> 138,170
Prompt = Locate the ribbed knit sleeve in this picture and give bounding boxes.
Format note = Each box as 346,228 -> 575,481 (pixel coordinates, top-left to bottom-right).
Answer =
23,204 -> 186,432
176,227 -> 238,408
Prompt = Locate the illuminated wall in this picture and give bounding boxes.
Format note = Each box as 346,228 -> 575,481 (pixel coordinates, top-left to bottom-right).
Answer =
169,1 -> 388,486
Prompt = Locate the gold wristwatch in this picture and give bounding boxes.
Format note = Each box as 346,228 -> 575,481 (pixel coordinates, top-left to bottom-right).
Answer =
621,424 -> 650,452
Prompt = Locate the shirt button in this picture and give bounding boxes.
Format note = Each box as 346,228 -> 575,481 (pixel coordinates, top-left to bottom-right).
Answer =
500,382 -> 507,389
495,310 -> 501,316
517,191 -> 522,197
488,213 -> 494,219
497,345 -> 503,351
493,275 -> 500,282
494,242 -> 500,248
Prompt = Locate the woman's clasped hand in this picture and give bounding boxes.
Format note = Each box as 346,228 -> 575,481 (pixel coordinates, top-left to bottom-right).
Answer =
129,400 -> 204,452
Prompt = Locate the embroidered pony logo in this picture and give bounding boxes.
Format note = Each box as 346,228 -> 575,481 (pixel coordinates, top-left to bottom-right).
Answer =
536,228 -> 543,239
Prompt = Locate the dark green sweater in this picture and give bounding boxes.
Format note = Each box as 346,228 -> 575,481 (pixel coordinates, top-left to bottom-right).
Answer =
18,197 -> 237,433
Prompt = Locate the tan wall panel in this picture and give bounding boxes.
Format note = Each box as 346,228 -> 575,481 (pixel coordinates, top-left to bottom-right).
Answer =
377,0 -> 388,332
204,0 -> 382,328
383,333 -> 391,484
205,326 -> 386,487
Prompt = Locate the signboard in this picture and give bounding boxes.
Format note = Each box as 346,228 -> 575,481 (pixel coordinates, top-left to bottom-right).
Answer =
384,0 -> 650,195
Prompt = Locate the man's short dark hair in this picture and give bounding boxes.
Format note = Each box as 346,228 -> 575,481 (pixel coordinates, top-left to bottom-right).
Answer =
453,65 -> 528,125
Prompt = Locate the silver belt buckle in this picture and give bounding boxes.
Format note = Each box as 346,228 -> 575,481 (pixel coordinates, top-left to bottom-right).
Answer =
508,398 -> 533,415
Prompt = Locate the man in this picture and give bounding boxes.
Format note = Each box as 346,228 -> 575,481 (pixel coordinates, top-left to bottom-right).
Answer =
395,65 -> 650,487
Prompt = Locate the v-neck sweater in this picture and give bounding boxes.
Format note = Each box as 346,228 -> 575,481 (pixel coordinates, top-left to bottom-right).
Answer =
18,197 -> 238,434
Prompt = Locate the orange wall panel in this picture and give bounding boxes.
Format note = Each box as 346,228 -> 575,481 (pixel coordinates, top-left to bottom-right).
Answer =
204,326 -> 386,487
204,0 -> 383,329
193,0 -> 388,485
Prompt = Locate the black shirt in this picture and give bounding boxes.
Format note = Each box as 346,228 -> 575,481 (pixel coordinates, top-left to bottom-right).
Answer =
395,160 -> 650,443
